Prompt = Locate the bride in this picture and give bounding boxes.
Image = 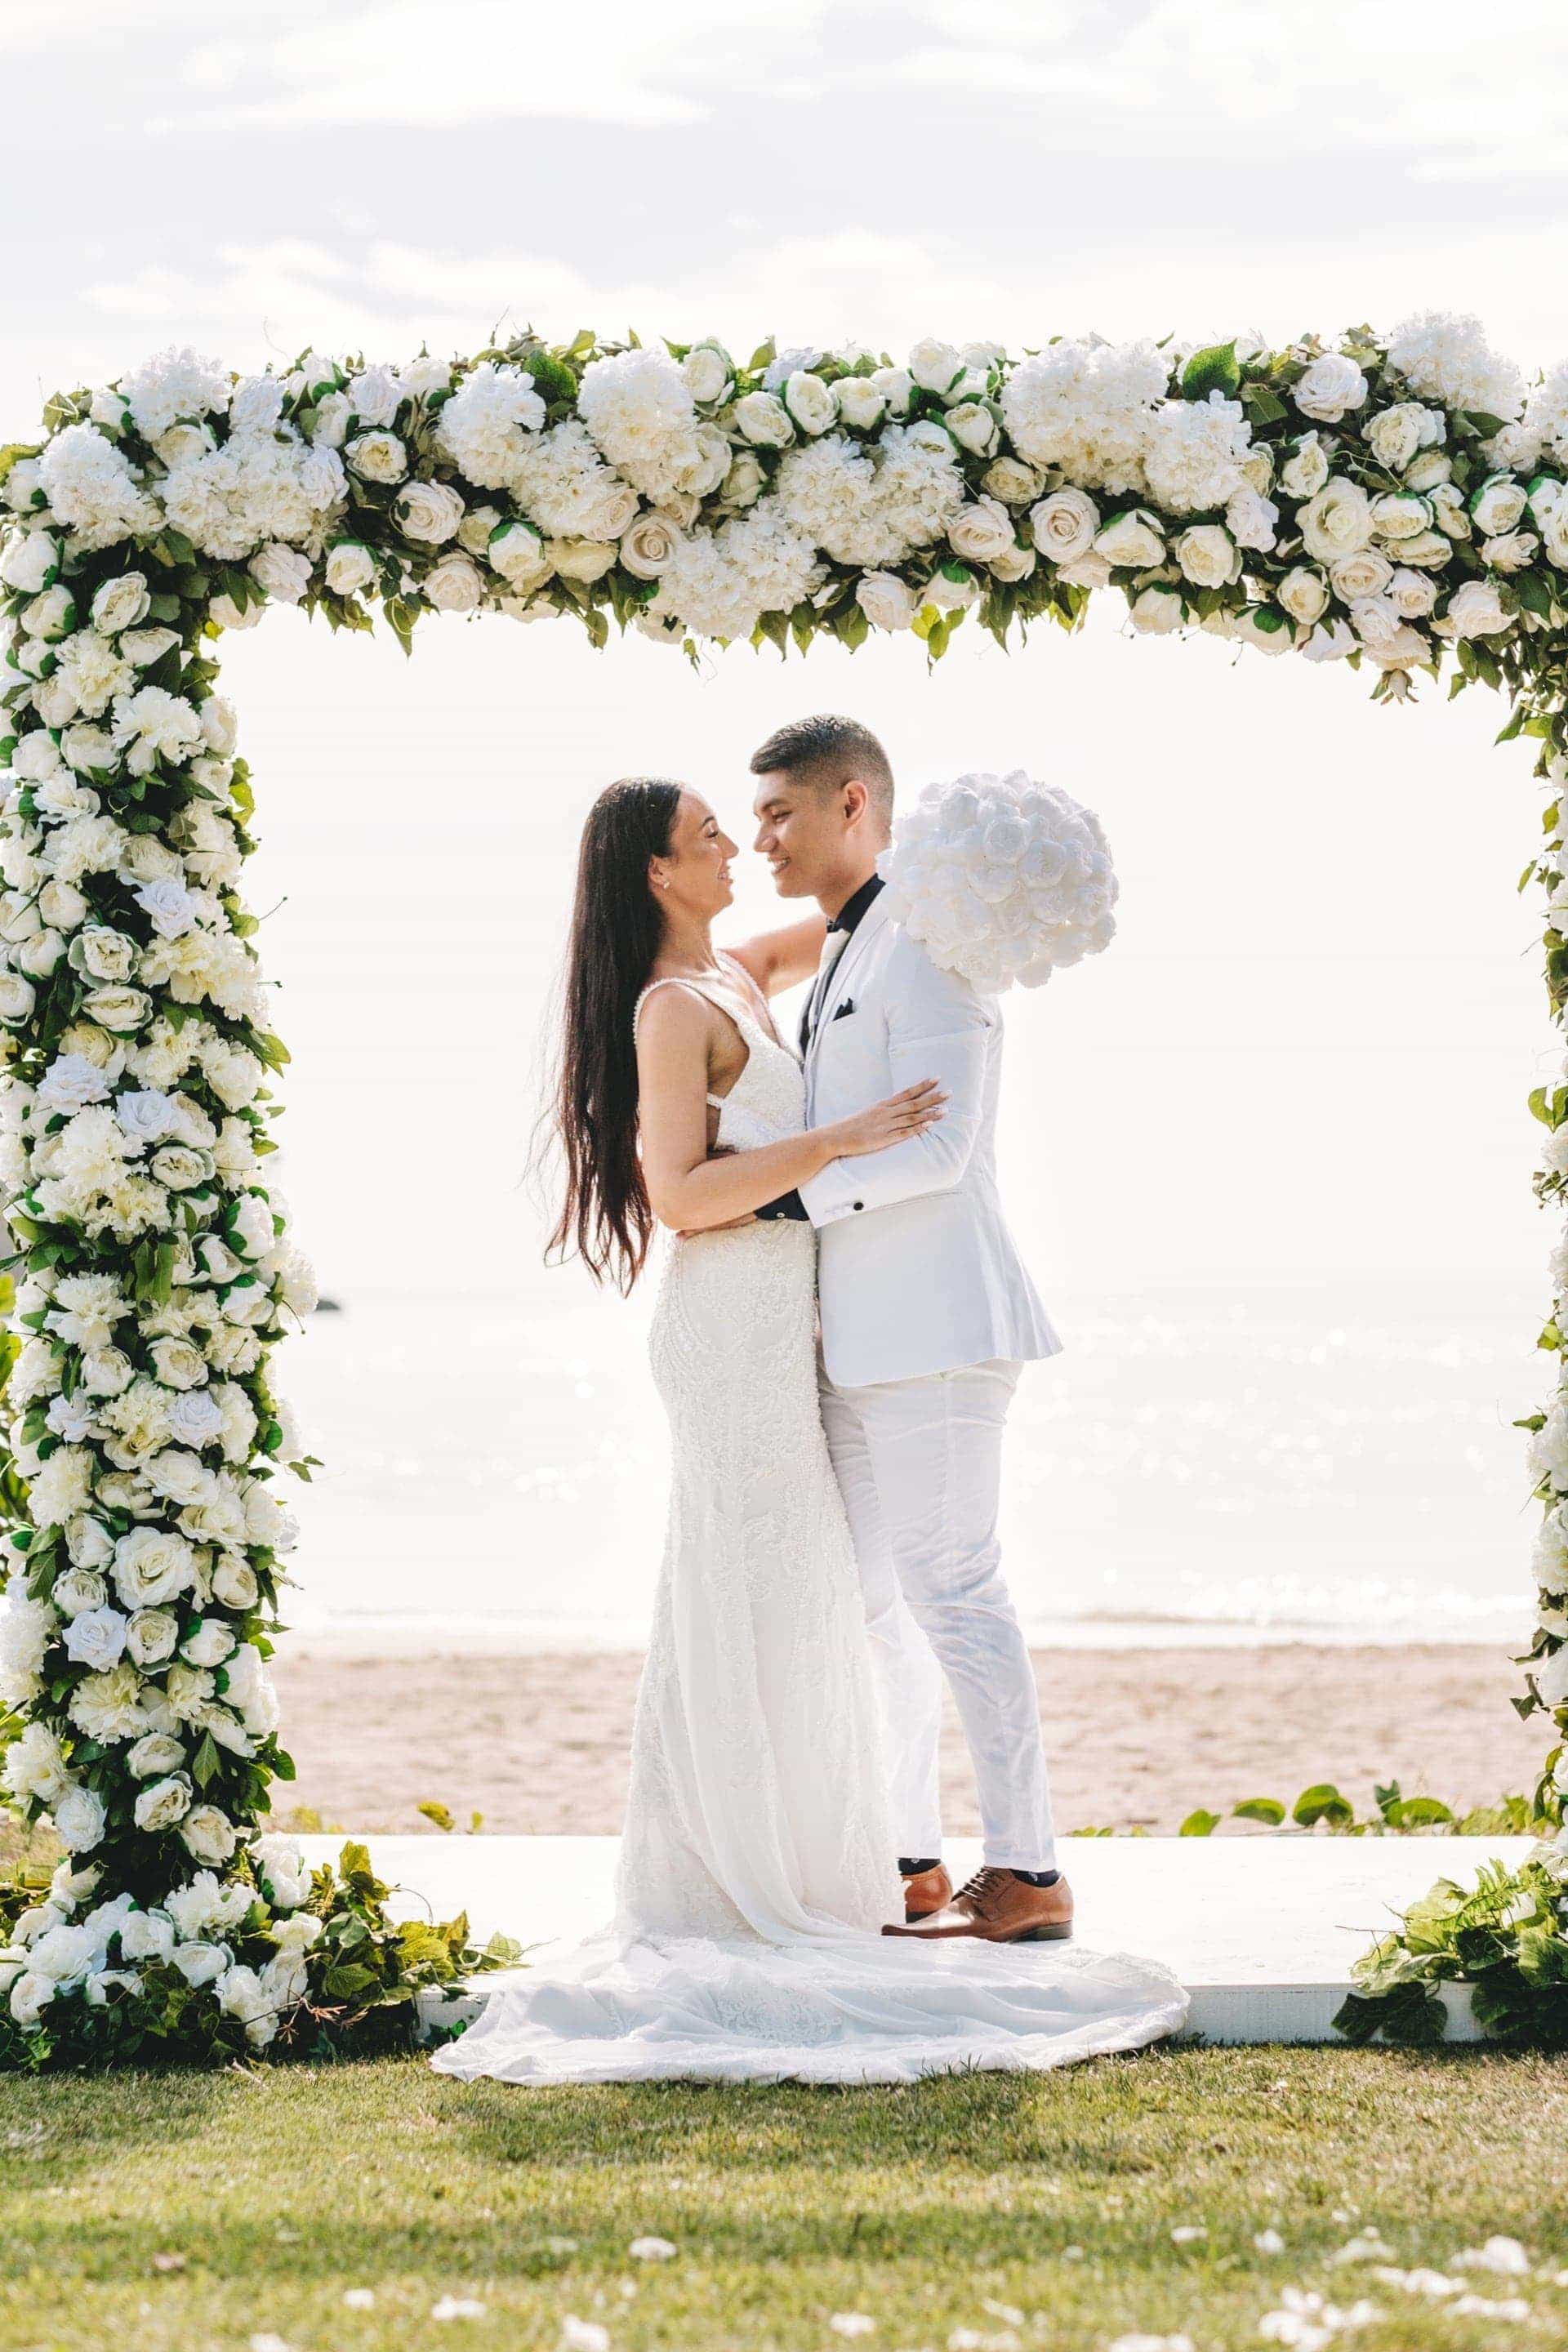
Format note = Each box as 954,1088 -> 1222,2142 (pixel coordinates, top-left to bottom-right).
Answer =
430,777 -> 1186,2085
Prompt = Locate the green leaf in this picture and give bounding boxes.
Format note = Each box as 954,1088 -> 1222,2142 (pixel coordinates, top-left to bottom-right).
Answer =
190,1731 -> 220,1791
1294,1781 -> 1354,1829
417,1800 -> 455,1833
1232,1797 -> 1287,1826
1181,341 -> 1241,402
1179,1808 -> 1221,1838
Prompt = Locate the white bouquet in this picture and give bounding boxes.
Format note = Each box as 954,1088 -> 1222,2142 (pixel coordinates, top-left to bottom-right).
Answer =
877,768 -> 1118,994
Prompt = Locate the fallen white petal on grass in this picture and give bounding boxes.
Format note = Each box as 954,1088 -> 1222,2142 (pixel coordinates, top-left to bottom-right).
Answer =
831,2319 -> 875,2339
1327,2230 -> 1392,2266
1451,2237 -> 1531,2276
1372,2267 -> 1462,2298
561,2320 -> 610,2352
1170,2225 -> 1207,2245
629,2236 -> 677,2262
979,2301 -> 1023,2327
1258,2287 -> 1379,2350
1254,2230 -> 1286,2256
342,2289 -> 376,2310
433,2299 -> 488,2323
1451,2295 -> 1531,2321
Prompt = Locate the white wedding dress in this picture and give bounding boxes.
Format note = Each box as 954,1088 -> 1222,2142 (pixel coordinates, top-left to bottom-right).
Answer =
430,967 -> 1187,2085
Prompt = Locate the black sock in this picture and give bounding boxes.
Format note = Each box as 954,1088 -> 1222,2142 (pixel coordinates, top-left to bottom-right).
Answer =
1009,1869 -> 1060,1887
898,1856 -> 941,1877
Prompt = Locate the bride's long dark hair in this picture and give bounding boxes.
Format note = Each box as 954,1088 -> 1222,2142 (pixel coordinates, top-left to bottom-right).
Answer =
542,777 -> 684,1293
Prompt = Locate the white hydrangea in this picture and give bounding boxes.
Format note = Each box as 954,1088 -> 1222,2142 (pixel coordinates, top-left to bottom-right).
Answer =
435,360 -> 546,489
162,432 -> 345,561
120,347 -> 232,442
0,1591 -> 53,1704
652,503 -> 820,642
513,421 -> 638,541
1142,394 -> 1254,513
577,347 -> 701,502
879,769 -> 1119,996
1000,338 -> 1168,492
1386,310 -> 1524,421
38,425 -> 159,552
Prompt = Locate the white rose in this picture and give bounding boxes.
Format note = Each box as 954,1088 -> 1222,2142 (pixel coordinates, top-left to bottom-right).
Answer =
731,391 -> 794,448
1370,491 -> 1434,542
681,344 -> 733,406
90,573 -> 150,635
720,452 -> 766,507
920,564 -> 979,612
0,972 -> 37,1024
618,511 -> 678,580
485,519 -> 550,590
248,545 -> 312,605
1388,567 -> 1438,617
908,339 -> 964,397
1030,488 -> 1099,563
1174,524 -> 1242,587
345,430 -> 408,483
1094,510 -> 1165,568
1129,584 -> 1186,635
118,1908 -> 176,1963
1471,475 -> 1530,537
180,1804 -> 238,1865
1405,448 -> 1453,493
835,377 -> 886,432
550,540 -> 617,583
1294,352 -> 1369,423
125,1608 -> 179,1667
55,1786 -> 106,1851
127,1730 -> 185,1779
948,497 -> 1017,567
1329,550 -> 1392,602
1445,578 -> 1512,638
1298,479 -> 1374,563
1226,488 -> 1278,551
212,1554 -> 259,1610
1,532 -> 59,594
16,929 -> 64,978
394,480 -> 466,544
207,594 -> 262,633
987,543 -> 1036,584
63,1606 -> 127,1671
120,626 -> 179,670
855,573 -> 918,631
1277,566 -> 1330,625
944,401 -> 999,457
1396,529 -> 1454,568
52,1567 -> 108,1619
782,371 -> 836,438
170,1940 -> 229,1987
1279,433 -> 1330,500
180,1615 -> 236,1668
422,554 -> 484,612
132,1772 -> 193,1831
9,1971 -> 53,2027
323,541 -> 377,596
22,585 -> 76,642
80,984 -> 151,1033
1430,482 -> 1472,540
1482,529 -> 1539,572
871,365 -> 914,417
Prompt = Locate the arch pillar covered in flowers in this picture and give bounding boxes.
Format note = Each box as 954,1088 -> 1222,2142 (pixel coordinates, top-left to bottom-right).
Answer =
0,315 -> 1566,2063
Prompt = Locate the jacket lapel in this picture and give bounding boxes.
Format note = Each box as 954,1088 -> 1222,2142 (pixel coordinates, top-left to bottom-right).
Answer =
806,892 -> 891,1071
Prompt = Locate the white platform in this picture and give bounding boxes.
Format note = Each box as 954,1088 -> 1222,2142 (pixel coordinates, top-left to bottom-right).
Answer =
298,1833 -> 1538,2048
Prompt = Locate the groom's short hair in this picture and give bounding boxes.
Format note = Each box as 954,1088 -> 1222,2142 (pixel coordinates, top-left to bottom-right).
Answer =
749,714 -> 894,821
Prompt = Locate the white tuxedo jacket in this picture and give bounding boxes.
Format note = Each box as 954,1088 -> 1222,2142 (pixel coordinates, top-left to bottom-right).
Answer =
797,889 -> 1062,1389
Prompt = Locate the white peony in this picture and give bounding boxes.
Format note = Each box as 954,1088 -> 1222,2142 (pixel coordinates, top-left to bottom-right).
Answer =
345,431 -> 407,484
54,1784 -> 108,1852
180,1803 -> 238,1865
732,391 -> 795,448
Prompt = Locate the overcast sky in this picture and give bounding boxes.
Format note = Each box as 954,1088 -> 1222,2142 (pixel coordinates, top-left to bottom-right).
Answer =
7,0 -> 1567,1314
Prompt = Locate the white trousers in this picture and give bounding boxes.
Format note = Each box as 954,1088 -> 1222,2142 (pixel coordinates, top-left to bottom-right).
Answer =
817,1354 -> 1057,1874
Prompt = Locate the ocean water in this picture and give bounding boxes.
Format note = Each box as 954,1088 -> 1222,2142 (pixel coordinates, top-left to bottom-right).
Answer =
277,1273 -> 1544,1655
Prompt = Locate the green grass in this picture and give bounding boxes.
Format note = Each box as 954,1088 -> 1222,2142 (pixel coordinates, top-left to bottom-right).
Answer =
3,2047 -> 1568,2350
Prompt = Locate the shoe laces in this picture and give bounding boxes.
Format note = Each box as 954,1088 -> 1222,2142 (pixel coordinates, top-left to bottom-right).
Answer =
956,1867 -> 1012,1913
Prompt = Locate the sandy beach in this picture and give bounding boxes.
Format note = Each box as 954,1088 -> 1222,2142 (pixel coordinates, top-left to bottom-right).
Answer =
270,1642 -> 1544,1839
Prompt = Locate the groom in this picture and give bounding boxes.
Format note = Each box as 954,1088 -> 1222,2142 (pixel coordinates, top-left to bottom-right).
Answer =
747,715 -> 1071,1944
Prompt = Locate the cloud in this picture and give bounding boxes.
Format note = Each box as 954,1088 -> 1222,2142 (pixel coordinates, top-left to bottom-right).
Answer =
168,0 -> 831,131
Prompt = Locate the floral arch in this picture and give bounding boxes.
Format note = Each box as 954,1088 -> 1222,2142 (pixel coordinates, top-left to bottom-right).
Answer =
0,316 -> 1566,2062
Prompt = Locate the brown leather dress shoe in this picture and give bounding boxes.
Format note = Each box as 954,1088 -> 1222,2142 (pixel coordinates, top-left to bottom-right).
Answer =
900,1861 -> 953,1924
883,1866 -> 1074,1944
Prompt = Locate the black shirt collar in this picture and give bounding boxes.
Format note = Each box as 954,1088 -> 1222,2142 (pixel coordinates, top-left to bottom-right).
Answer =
826,872 -> 884,937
